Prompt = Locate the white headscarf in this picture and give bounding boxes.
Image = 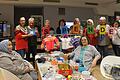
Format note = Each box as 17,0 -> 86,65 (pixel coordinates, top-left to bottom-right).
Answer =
87,19 -> 94,25
99,17 -> 106,20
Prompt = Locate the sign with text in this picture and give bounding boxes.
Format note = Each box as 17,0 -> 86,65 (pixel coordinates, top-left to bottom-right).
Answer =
100,25 -> 106,35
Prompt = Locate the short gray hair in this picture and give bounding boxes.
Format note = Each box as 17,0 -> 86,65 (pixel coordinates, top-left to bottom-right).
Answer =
28,17 -> 34,23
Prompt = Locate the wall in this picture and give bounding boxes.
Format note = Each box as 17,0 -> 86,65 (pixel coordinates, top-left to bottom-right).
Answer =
95,3 -> 120,16
44,6 -> 96,29
0,4 -> 14,26
0,4 -> 14,36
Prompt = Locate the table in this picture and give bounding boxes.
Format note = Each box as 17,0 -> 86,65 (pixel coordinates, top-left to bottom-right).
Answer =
35,54 -> 97,80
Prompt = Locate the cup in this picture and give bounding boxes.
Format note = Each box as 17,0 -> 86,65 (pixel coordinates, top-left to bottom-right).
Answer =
74,63 -> 79,71
81,71 -> 90,79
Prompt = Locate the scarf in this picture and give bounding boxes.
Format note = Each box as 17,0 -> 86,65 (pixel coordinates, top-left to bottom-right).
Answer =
0,39 -> 23,59
15,25 -> 28,34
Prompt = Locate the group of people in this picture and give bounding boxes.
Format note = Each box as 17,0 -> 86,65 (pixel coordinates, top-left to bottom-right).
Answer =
42,17 -> 120,57
0,17 -> 39,80
0,16 -> 120,80
40,16 -> 120,74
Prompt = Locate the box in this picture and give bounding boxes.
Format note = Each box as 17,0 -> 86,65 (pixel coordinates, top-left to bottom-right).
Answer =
58,64 -> 72,77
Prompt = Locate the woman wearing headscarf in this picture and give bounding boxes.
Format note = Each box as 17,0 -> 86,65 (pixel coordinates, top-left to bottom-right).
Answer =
0,39 -> 35,80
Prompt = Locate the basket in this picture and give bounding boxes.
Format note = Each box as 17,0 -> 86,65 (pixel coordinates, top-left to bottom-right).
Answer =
58,64 -> 72,77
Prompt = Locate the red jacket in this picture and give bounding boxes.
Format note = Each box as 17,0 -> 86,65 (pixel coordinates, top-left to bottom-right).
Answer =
15,30 -> 28,50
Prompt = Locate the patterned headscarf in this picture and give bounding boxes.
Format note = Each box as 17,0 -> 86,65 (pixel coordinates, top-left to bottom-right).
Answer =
0,39 -> 10,53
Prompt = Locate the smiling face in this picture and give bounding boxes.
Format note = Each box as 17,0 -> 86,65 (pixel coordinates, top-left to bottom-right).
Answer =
7,41 -> 13,53
87,21 -> 92,25
45,20 -> 50,27
81,36 -> 89,46
60,21 -> 65,26
113,22 -> 119,28
29,20 -> 34,28
19,19 -> 25,27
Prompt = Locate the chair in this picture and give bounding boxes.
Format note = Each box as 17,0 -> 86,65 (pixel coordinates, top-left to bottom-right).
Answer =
100,55 -> 120,80
0,67 -> 20,80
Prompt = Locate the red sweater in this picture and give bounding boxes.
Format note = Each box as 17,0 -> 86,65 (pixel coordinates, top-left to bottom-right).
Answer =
83,27 -> 98,46
15,30 -> 28,50
41,36 -> 59,51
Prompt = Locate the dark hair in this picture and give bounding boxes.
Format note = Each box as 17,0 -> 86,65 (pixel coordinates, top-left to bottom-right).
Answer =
113,21 -> 120,27
59,19 -> 66,26
80,36 -> 90,46
50,27 -> 55,31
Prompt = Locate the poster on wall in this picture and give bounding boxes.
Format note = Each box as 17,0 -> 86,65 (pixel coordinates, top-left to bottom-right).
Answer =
31,15 -> 43,37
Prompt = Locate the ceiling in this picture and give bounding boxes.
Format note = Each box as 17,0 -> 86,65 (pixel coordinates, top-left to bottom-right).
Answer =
80,0 -> 115,4
0,0 -> 119,16
0,0 -> 119,8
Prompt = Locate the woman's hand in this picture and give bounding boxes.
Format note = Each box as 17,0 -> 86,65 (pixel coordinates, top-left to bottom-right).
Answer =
88,61 -> 97,72
24,65 -> 31,73
88,55 -> 101,72
28,33 -> 33,37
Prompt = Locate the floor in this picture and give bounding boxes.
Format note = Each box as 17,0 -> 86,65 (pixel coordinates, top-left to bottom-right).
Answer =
92,65 -> 110,80
93,46 -> 114,80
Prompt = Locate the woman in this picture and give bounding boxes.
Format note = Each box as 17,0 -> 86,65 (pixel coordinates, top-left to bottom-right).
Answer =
56,19 -> 69,34
0,39 -> 35,80
27,17 -> 38,62
83,19 -> 98,46
110,21 -> 120,56
69,36 -> 101,72
41,28 -> 60,53
41,19 -> 51,39
96,17 -> 111,57
69,18 -> 83,35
